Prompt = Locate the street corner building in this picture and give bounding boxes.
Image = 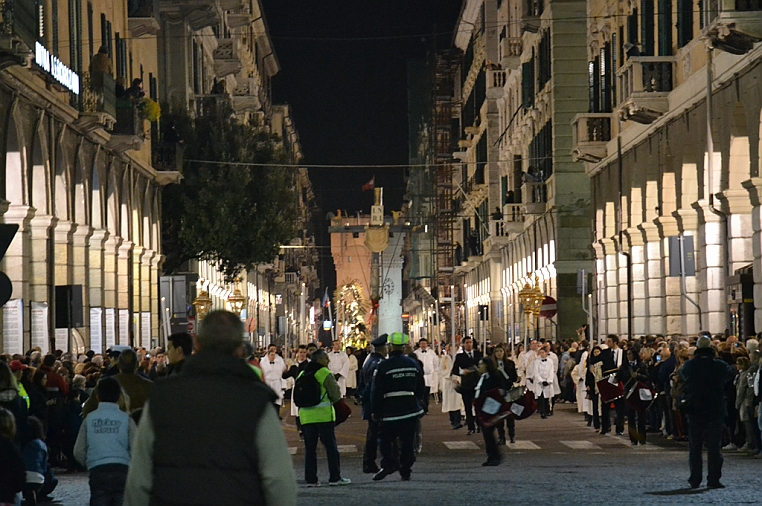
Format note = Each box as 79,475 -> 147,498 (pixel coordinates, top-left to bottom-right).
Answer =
404,0 -> 592,345
0,0 -> 319,354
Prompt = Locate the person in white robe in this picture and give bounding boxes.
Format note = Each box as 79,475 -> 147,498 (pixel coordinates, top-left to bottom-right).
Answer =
328,340 -> 350,397
439,344 -> 464,428
346,347 -> 358,393
260,345 -> 287,408
528,347 -> 555,418
415,338 -> 439,413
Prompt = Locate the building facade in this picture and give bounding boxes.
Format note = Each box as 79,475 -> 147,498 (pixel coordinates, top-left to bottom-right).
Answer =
453,0 -> 591,344
0,0 -> 172,354
579,0 -> 762,340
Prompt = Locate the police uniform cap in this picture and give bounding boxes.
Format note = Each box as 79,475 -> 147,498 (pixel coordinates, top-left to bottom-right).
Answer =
387,332 -> 409,346
371,334 -> 388,347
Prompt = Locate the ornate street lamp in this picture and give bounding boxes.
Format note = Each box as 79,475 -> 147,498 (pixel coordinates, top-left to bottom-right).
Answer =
228,278 -> 246,317
192,290 -> 212,321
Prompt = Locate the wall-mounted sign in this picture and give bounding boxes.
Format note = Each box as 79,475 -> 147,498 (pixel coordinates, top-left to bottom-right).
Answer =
35,42 -> 80,95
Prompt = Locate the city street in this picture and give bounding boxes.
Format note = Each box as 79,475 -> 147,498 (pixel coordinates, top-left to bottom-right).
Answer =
51,402 -> 761,505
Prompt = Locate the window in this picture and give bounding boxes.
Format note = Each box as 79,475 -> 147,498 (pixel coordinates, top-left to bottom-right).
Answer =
87,2 -> 93,59
601,43 -> 612,112
475,135 -> 487,184
115,33 -> 127,79
52,0 -> 59,55
101,14 -> 113,58
641,0 -> 655,55
611,32 -> 618,104
68,0 -> 82,73
522,57 -> 535,108
588,58 -> 600,112
658,0 -> 673,55
628,9 -> 639,46
528,120 -> 553,179
677,0 -> 693,47
538,30 -> 552,90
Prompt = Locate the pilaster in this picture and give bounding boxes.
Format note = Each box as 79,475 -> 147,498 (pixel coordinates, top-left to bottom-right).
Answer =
117,241 -> 134,344
29,215 -> 57,304
2,205 -> 35,346
625,228 -> 646,336
140,248 -> 155,349
693,203 -> 726,334
639,224 -> 665,335
742,177 -> 762,331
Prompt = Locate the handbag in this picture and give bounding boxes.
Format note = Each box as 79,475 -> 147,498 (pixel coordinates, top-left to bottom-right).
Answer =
333,398 -> 352,426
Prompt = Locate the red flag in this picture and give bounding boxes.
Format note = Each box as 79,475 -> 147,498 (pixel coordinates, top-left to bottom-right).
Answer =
361,176 -> 375,192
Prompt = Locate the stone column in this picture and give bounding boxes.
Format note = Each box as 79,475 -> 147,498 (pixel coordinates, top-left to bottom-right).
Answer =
29,215 -> 56,350
600,238 -> 619,336
743,178 -> 762,332
655,216 -> 683,335
639,224 -> 666,336
88,230 -> 108,312
691,205 -> 725,334
2,204 -> 34,348
117,240 -> 133,344
718,189 -> 754,273
72,226 -> 92,331
378,236 -> 405,338
131,245 -> 145,348
140,248 -> 155,349
150,253 -> 163,346
592,241 -> 606,342
625,228 -> 647,336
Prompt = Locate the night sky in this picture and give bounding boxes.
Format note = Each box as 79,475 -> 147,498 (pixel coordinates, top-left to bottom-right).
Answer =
261,0 -> 463,291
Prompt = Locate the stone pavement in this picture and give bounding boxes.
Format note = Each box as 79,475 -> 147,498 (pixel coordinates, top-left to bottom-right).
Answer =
48,402 -> 762,505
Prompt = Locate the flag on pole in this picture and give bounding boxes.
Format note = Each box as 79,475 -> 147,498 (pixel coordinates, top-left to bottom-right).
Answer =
322,287 -> 330,308
361,176 -> 375,192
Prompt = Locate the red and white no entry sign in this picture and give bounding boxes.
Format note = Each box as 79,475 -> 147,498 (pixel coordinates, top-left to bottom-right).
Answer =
540,296 -> 557,319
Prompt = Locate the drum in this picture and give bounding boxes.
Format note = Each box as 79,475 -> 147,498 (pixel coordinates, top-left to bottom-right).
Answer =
597,374 -> 625,403
507,390 -> 538,420
473,388 -> 512,428
625,381 -> 656,411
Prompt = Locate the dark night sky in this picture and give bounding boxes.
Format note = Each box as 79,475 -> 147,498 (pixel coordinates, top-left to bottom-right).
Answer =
261,0 -> 463,291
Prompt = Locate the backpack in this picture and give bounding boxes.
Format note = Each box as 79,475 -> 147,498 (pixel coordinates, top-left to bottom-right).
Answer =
293,370 -> 323,408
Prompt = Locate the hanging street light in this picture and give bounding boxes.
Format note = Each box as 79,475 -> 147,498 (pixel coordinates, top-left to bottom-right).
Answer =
192,290 -> 212,321
228,278 -> 246,317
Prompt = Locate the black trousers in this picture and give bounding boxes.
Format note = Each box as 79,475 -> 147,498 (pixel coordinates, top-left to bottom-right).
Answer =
538,394 -> 550,417
461,392 -> 476,430
496,417 -> 515,440
422,387 -> 431,414
480,421 -> 500,462
379,418 -> 417,478
688,417 -> 724,486
627,406 -> 647,443
601,398 -> 625,433
448,411 -> 462,427
363,419 -> 381,469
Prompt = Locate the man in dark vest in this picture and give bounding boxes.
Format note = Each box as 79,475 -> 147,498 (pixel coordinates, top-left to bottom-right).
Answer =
356,334 -> 387,473
680,333 -> 735,489
123,310 -> 296,505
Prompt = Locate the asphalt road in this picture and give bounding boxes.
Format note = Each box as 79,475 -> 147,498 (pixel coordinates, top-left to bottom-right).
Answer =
51,401 -> 761,505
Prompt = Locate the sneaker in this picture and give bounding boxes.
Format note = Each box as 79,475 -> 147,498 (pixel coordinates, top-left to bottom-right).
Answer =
706,482 -> 725,489
329,478 -> 352,486
722,443 -> 738,451
497,437 -> 506,445
739,443 -> 751,451
306,482 -> 321,488
667,435 -> 674,440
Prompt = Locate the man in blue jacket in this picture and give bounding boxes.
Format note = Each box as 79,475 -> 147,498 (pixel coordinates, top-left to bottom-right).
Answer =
74,376 -> 137,505
371,332 -> 425,481
356,334 -> 387,473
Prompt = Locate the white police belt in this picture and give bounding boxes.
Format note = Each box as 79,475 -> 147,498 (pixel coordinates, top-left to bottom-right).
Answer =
383,391 -> 416,398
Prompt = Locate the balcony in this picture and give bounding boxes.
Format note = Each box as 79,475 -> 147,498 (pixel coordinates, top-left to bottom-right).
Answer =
185,6 -> 221,31
195,94 -> 233,117
484,204 -> 525,251
0,0 -> 36,67
521,182 -> 547,215
107,101 -> 145,153
227,9 -> 252,28
486,68 -> 506,99
232,77 -> 261,113
213,38 -> 242,78
284,272 -> 298,286
76,72 -> 117,132
219,0 -> 246,9
617,56 -> 676,124
459,173 -> 488,216
153,140 -> 185,172
128,0 -> 160,37
704,0 -> 762,54
571,113 -> 612,163
500,37 -> 523,70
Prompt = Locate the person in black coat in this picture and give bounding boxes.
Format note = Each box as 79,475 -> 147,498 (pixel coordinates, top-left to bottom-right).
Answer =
680,335 -> 735,489
474,357 -> 509,466
0,406 -> 26,504
492,346 -> 518,444
451,336 -> 483,434
617,348 -> 651,445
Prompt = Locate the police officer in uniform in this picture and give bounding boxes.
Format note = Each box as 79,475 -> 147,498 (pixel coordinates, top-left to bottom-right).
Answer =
371,332 -> 425,481
355,334 -> 388,473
